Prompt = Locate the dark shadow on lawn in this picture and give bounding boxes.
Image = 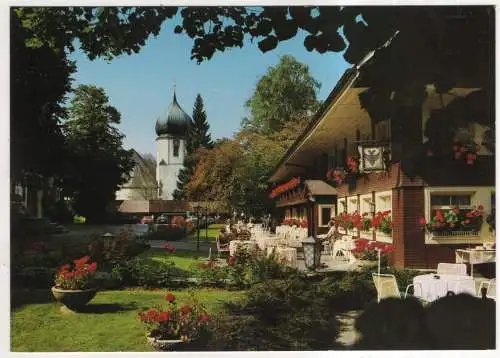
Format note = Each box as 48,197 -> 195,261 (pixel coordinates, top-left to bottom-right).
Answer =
77,302 -> 137,314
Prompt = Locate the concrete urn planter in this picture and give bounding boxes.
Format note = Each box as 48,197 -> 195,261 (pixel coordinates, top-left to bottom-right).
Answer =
146,335 -> 204,351
51,287 -> 97,311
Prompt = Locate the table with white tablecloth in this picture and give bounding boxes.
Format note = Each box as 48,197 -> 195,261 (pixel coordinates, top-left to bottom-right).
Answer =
229,240 -> 258,256
332,238 -> 356,262
413,273 -> 476,302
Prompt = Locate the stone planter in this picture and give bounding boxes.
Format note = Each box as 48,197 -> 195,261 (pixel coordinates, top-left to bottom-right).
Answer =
146,335 -> 204,351
356,260 -> 378,268
51,287 -> 97,311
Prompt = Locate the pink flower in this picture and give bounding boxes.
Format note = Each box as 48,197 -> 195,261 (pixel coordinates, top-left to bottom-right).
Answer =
418,217 -> 427,225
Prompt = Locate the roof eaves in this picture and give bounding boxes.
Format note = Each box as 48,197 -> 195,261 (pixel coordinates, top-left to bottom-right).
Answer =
267,67 -> 360,183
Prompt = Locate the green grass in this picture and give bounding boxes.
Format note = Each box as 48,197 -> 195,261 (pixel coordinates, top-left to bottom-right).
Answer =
140,248 -> 205,273
188,224 -> 224,242
11,288 -> 246,352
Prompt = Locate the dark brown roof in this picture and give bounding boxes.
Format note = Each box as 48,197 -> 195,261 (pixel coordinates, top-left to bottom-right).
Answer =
305,180 -> 337,196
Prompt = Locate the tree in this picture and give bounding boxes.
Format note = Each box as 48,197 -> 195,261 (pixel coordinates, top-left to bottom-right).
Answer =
11,9 -> 75,193
244,55 -> 320,133
63,85 -> 134,221
189,94 -> 214,152
16,6 -> 494,163
174,94 -> 213,199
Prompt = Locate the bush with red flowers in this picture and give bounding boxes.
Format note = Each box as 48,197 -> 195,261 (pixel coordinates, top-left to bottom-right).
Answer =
351,239 -> 395,261
138,292 -> 211,341
54,255 -> 98,290
372,210 -> 393,235
419,205 -> 484,234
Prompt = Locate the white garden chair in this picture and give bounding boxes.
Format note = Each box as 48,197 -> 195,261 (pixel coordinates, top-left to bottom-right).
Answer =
478,278 -> 496,300
437,263 -> 468,276
372,273 -> 423,303
216,236 -> 230,258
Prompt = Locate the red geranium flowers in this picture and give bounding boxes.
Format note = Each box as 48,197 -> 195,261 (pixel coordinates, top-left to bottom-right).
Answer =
54,255 -> 98,290
138,292 -> 211,341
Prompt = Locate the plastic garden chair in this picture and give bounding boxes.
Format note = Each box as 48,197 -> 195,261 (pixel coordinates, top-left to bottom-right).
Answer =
372,273 -> 423,303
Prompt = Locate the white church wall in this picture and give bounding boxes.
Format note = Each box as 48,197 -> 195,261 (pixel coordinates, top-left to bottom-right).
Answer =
157,136 -> 186,200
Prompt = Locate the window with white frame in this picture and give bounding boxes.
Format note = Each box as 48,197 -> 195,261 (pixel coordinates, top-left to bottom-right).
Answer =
430,194 -> 473,217
318,205 -> 335,227
377,194 -> 392,212
361,196 -> 373,215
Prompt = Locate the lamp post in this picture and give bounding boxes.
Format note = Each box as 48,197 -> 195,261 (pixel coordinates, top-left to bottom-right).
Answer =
302,194 -> 321,270
205,207 -> 208,242
194,205 -> 201,252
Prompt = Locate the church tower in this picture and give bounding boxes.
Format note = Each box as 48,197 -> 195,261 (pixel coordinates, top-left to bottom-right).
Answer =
155,89 -> 191,200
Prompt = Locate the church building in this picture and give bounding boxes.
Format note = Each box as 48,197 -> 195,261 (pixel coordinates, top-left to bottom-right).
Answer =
115,89 -> 191,202
155,90 -> 191,200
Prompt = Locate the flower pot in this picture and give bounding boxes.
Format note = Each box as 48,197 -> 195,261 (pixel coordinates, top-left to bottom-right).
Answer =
146,335 -> 203,351
357,260 -> 378,268
51,287 -> 97,311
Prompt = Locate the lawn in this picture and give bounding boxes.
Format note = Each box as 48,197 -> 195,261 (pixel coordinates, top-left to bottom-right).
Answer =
11,288 -> 246,352
140,248 -> 206,273
188,224 -> 225,242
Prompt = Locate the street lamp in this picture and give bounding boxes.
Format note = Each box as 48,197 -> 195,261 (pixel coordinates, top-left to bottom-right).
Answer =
302,194 -> 321,270
193,205 -> 201,252
204,207 -> 209,242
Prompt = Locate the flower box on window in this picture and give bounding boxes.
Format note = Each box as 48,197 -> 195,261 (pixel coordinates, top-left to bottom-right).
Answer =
420,205 -> 484,235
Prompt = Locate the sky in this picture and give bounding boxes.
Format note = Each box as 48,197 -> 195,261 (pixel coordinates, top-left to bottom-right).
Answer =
69,14 -> 351,157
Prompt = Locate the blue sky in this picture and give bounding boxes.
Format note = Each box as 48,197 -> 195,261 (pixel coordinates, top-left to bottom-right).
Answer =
70,18 -> 351,156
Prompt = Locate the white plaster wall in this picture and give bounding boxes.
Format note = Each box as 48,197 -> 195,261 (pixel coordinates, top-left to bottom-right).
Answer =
156,136 -> 186,200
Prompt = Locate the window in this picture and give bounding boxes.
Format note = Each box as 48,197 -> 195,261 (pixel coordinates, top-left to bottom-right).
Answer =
430,194 -> 472,216
318,205 -> 335,227
173,139 -> 180,157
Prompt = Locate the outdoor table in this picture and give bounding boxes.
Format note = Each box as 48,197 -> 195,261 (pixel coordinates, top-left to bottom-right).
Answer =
456,248 -> 496,276
275,247 -> 298,268
229,240 -> 258,256
413,273 -> 476,302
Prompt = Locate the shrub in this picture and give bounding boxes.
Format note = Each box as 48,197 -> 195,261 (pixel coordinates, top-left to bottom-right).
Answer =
94,271 -> 123,290
144,227 -> 186,241
12,266 -> 56,289
112,257 -> 186,288
88,229 -> 150,266
192,260 -> 227,288
208,276 -> 341,350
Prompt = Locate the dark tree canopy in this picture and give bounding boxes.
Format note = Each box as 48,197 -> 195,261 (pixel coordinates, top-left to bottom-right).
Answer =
174,94 -> 213,200
63,85 -> 134,221
11,9 -> 75,184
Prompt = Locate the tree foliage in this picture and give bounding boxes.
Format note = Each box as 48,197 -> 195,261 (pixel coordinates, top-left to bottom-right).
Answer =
63,85 -> 134,221
174,94 -> 214,200
11,9 -> 75,185
244,55 -> 320,133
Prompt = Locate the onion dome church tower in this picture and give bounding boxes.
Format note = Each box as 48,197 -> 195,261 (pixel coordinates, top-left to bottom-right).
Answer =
155,89 -> 191,200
